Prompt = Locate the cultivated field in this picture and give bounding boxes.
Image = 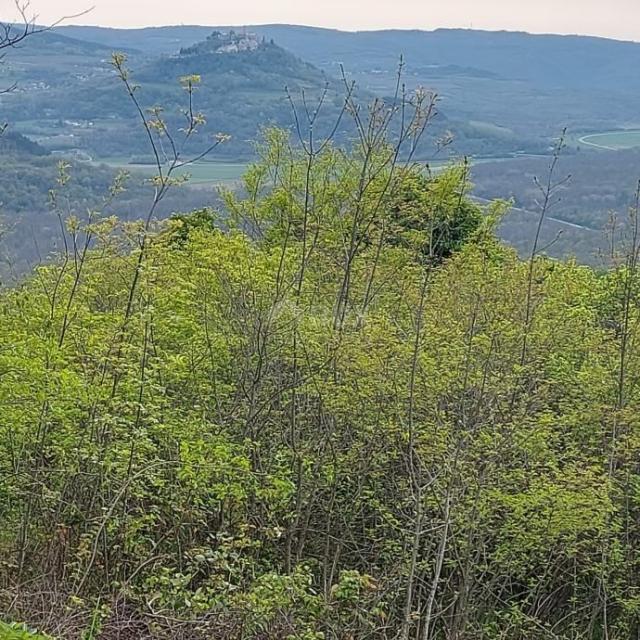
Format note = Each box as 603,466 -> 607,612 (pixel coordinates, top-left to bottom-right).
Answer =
578,130 -> 640,150
98,158 -> 248,186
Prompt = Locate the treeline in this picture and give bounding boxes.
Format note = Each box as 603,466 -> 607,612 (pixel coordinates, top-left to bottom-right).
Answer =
2,115 -> 640,640
0,132 -> 50,158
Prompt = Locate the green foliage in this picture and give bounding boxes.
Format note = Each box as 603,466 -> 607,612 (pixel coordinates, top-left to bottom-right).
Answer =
387,164 -> 483,260
0,622 -> 51,640
2,128 -> 640,640
168,207 -> 219,246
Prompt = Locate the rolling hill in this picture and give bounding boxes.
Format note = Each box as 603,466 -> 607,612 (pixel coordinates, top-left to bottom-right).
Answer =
54,24 -> 640,138
0,30 -> 348,159
0,29 -> 138,88
2,28 -> 542,161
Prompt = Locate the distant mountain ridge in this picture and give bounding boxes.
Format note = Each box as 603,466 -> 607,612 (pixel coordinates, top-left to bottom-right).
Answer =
1,29 -> 345,159
55,23 -> 640,89
15,27 -> 140,56
53,24 -> 640,136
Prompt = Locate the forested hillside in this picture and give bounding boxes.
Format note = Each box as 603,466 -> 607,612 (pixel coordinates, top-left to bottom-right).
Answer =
473,148 -> 640,230
3,88 -> 640,638
1,27 -> 542,161
56,24 -> 640,134
0,147 -> 223,280
5,14 -> 640,640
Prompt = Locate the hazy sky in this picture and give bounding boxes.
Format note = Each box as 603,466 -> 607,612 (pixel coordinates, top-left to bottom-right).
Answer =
4,0 -> 640,41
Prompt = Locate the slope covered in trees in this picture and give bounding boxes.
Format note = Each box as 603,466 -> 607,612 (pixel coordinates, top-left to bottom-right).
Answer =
55,24 -> 640,136
0,30 -> 345,160
0,132 -> 49,158
2,27 -> 547,162
5,15 -> 640,640
2,117 -> 640,638
0,145 -> 222,280
473,148 -> 640,231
